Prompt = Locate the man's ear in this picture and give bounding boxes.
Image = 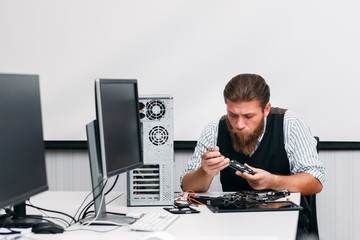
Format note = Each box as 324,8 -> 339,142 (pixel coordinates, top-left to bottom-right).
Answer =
264,102 -> 271,117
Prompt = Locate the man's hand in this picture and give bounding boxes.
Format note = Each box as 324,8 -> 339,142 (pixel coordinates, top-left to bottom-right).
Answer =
201,146 -> 230,177
235,163 -> 276,190
235,163 -> 323,195
182,146 -> 230,192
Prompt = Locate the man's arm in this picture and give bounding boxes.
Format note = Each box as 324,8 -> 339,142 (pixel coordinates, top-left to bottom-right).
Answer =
237,165 -> 322,195
182,146 -> 230,192
272,172 -> 323,195
182,166 -> 213,192
280,110 -> 325,193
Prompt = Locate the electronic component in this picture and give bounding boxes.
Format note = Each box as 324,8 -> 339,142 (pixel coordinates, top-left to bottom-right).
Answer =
190,189 -> 300,213
174,201 -> 190,209
229,160 -> 254,175
191,189 -> 291,208
164,201 -> 200,215
163,206 -> 200,214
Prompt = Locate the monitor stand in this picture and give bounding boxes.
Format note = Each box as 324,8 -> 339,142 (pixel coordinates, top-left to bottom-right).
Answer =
0,202 -> 42,228
79,121 -> 135,226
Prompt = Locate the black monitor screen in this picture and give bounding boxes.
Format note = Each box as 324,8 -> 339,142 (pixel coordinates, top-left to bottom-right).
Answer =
95,79 -> 143,178
82,79 -> 143,225
0,74 -> 48,210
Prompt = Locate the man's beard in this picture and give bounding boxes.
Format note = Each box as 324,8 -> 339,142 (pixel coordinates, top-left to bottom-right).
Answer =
226,117 -> 265,155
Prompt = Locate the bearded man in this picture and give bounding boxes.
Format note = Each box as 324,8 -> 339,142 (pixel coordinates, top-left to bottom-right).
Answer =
181,73 -> 324,193
180,74 -> 325,238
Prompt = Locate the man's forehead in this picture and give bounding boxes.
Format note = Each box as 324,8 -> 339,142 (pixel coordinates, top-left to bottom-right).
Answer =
226,100 -> 263,113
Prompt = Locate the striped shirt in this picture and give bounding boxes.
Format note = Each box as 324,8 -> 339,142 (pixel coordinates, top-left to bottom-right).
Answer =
180,110 -> 325,185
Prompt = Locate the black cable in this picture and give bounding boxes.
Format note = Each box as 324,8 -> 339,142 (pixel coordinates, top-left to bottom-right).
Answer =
79,175 -> 119,221
77,179 -> 108,222
73,177 -> 108,223
0,228 -> 21,235
80,175 -> 119,221
0,208 -> 12,221
1,207 -> 43,222
26,203 -> 75,226
26,203 -> 71,228
105,192 -> 124,206
70,190 -> 97,225
0,210 -> 21,235
104,175 -> 119,196
0,207 -> 44,230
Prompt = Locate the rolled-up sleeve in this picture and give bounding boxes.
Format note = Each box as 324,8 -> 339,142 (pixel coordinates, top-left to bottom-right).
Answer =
284,111 -> 325,185
180,119 -> 219,186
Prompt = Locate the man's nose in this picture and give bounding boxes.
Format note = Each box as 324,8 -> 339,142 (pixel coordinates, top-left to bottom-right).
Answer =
235,117 -> 246,130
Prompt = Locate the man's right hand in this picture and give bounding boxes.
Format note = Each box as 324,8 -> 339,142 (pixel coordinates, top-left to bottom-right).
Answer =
201,146 -> 230,177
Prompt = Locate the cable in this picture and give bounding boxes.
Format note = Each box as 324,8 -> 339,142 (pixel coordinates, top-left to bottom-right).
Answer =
175,190 -> 205,206
81,178 -> 110,227
187,191 -> 206,206
70,189 -> 98,225
75,177 -> 109,223
65,225 -> 121,233
79,175 -> 119,221
1,204 -> 69,230
78,177 -> 112,221
105,192 -> 125,206
0,209 -> 12,221
0,228 -> 21,235
80,191 -> 126,220
26,202 -> 74,227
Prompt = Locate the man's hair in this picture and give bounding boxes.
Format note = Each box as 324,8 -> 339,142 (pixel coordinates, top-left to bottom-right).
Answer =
223,73 -> 270,109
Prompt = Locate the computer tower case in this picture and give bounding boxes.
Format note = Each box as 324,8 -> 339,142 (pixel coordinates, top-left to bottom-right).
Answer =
127,95 -> 174,206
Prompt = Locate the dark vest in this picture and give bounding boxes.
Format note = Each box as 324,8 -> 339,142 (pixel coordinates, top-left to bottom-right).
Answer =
218,107 -> 290,191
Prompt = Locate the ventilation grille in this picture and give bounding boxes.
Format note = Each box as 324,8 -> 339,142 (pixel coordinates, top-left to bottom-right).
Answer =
131,165 -> 160,200
162,164 -> 173,201
139,100 -> 166,120
149,126 -> 169,146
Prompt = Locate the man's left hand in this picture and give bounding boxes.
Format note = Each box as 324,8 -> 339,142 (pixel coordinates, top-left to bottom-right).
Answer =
235,163 -> 277,190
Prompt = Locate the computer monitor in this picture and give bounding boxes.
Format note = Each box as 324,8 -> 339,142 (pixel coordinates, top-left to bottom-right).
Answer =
83,79 -> 143,225
0,74 -> 48,228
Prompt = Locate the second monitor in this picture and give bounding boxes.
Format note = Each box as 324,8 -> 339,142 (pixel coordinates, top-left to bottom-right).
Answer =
83,79 -> 143,225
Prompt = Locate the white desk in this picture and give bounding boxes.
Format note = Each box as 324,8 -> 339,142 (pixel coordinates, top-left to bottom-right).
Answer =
12,191 -> 300,240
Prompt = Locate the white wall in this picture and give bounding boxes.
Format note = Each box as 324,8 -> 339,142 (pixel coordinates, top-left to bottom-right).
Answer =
1,0 -> 360,141
44,149 -> 359,240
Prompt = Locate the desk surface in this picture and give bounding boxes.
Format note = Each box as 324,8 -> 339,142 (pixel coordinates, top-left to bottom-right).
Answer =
12,191 -> 300,240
